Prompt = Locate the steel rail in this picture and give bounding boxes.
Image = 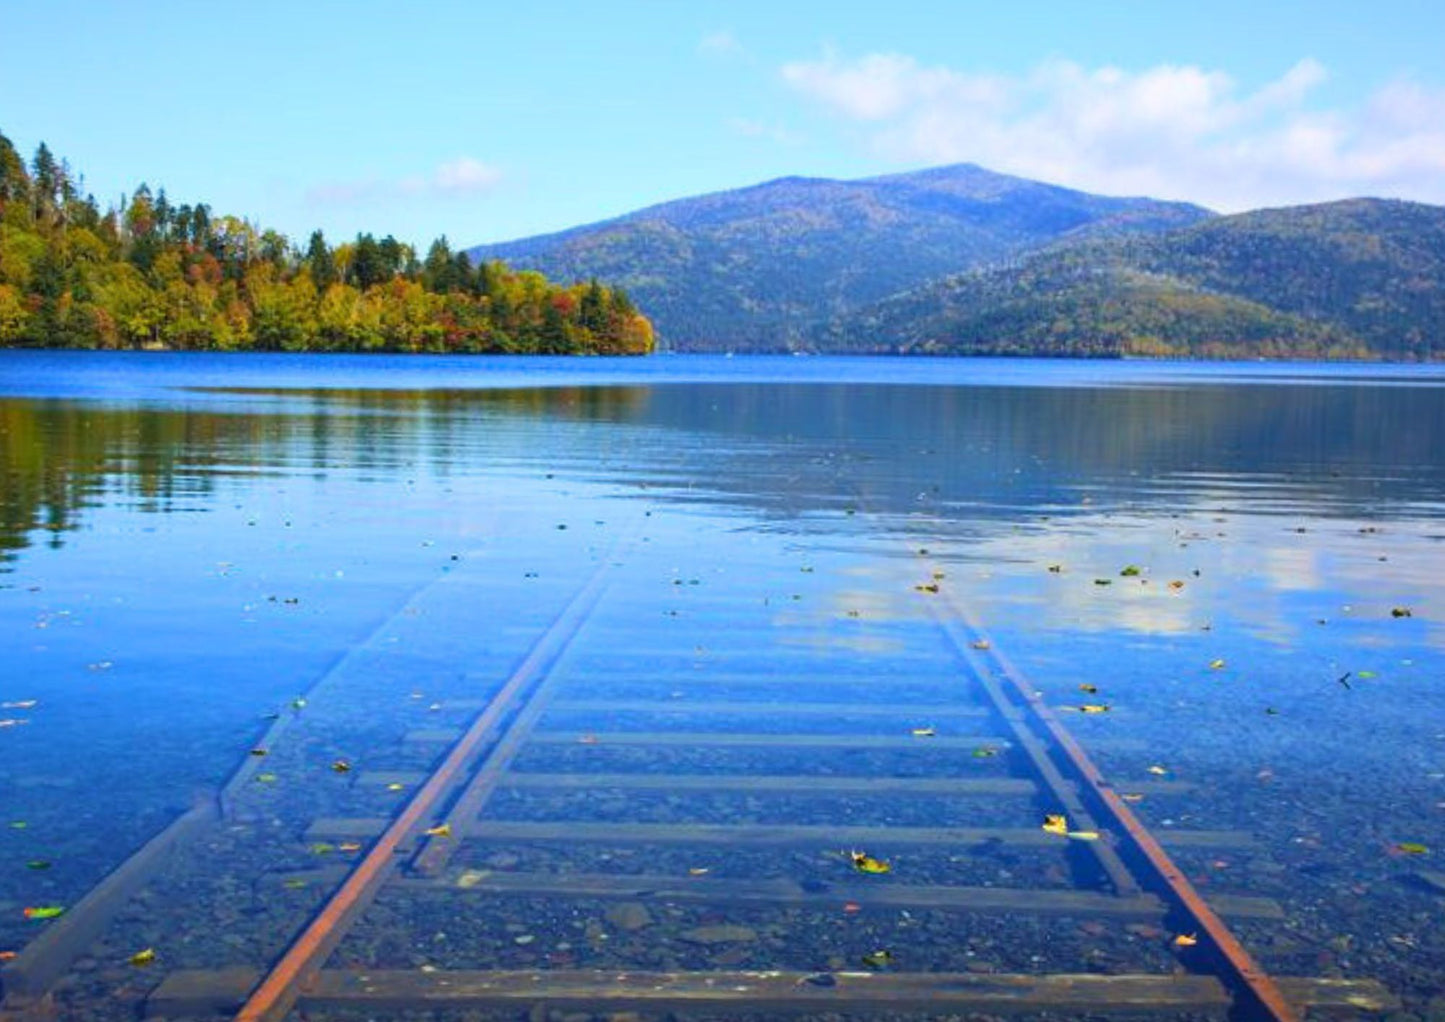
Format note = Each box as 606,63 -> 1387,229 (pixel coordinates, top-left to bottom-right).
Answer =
939,591 -> 1300,1022
231,535 -> 628,1022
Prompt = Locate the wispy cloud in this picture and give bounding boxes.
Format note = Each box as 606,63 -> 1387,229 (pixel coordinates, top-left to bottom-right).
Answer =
781,50 -> 1445,210
727,117 -> 803,146
306,157 -> 503,206
699,30 -> 743,57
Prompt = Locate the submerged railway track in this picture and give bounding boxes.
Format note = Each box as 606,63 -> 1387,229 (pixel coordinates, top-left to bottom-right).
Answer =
0,519 -> 1398,1022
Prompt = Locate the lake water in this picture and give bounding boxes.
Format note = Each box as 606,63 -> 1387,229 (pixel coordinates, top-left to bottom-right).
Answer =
1,350 -> 1443,1020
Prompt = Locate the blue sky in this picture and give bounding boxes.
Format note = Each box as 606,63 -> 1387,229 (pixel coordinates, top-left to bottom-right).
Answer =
3,0 -> 1443,249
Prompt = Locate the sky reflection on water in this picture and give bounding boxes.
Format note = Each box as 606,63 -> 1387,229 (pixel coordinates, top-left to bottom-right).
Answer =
1,352 -> 1442,1011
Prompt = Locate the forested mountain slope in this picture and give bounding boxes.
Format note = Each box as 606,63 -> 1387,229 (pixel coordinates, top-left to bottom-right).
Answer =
815,199 -> 1445,360
468,164 -> 1211,350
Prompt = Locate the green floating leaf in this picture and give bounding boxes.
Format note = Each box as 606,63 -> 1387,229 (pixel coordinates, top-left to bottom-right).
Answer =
1395,842 -> 1429,855
1120,565 -> 1142,577
25,860 -> 52,871
23,906 -> 64,920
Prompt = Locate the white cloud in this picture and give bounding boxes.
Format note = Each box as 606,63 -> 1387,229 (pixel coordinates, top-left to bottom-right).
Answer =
700,30 -> 742,57
780,51 -> 1445,210
728,117 -> 804,146
307,157 -> 503,206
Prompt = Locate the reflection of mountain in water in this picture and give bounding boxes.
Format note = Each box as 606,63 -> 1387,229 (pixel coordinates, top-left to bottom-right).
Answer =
5,380 -> 1444,567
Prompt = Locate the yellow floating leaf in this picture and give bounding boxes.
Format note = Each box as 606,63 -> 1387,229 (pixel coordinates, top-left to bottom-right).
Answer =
386,782 -> 406,792
850,851 -> 892,874
1067,830 -> 1101,842
910,726 -> 936,738
255,772 -> 278,784
1395,842 -> 1429,855
424,824 -> 452,838
1079,704 -> 1110,714
128,948 -> 156,967
914,583 -> 940,594
1041,814 -> 1069,836
1173,933 -> 1199,947
688,867 -> 710,876
1208,659 -> 1226,670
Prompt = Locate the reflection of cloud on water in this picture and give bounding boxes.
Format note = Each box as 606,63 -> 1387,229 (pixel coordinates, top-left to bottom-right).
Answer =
897,505 -> 1444,652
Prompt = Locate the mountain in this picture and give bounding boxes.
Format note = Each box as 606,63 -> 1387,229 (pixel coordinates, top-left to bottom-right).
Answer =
814,199 -> 1445,360
467,164 -> 1212,350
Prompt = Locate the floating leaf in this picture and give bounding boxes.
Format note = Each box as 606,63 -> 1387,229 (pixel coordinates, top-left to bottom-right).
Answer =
1121,793 -> 1145,804
1395,842 -> 1429,855
255,772 -> 279,784
308,843 -> 335,855
1093,579 -> 1113,586
910,726 -> 936,738
842,901 -> 862,914
291,697 -> 308,710
1173,933 -> 1199,947
1120,566 -> 1142,577
25,860 -> 51,871
1,700 -> 37,710
331,760 -> 352,774
1079,684 -> 1099,694
386,782 -> 406,792
1357,671 -> 1377,679
914,583 -> 939,594
970,639 -> 991,651
1147,765 -> 1169,776
249,748 -> 268,757
424,824 -> 452,838
1168,580 -> 1185,591
861,949 -> 895,968
0,951 -> 16,961
850,851 -> 892,875
1079,704 -> 1110,714
23,906 -> 64,920
1208,659 -> 1226,670
128,948 -> 156,967
9,821 -> 27,829
971,746 -> 1000,758
1391,607 -> 1413,618
687,867 -> 710,876
283,879 -> 308,889
1067,830 -> 1101,842
1042,814 -> 1069,836
1047,564 -> 1063,573
338,842 -> 363,853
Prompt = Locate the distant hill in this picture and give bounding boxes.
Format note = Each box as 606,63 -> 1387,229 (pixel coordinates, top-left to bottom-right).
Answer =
467,164 -> 1212,350
815,199 -> 1445,360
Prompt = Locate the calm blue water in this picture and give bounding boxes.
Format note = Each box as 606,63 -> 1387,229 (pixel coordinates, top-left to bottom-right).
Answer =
1,351 -> 1442,1019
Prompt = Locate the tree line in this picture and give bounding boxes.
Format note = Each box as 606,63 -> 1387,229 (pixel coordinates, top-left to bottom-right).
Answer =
0,131 -> 654,354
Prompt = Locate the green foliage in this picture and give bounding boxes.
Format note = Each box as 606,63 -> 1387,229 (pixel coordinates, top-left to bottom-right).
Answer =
817,199 -> 1445,361
0,132 -> 654,356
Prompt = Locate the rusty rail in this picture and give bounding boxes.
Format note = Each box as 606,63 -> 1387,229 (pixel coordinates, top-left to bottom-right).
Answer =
936,590 -> 1300,1022
232,537 -> 626,1022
